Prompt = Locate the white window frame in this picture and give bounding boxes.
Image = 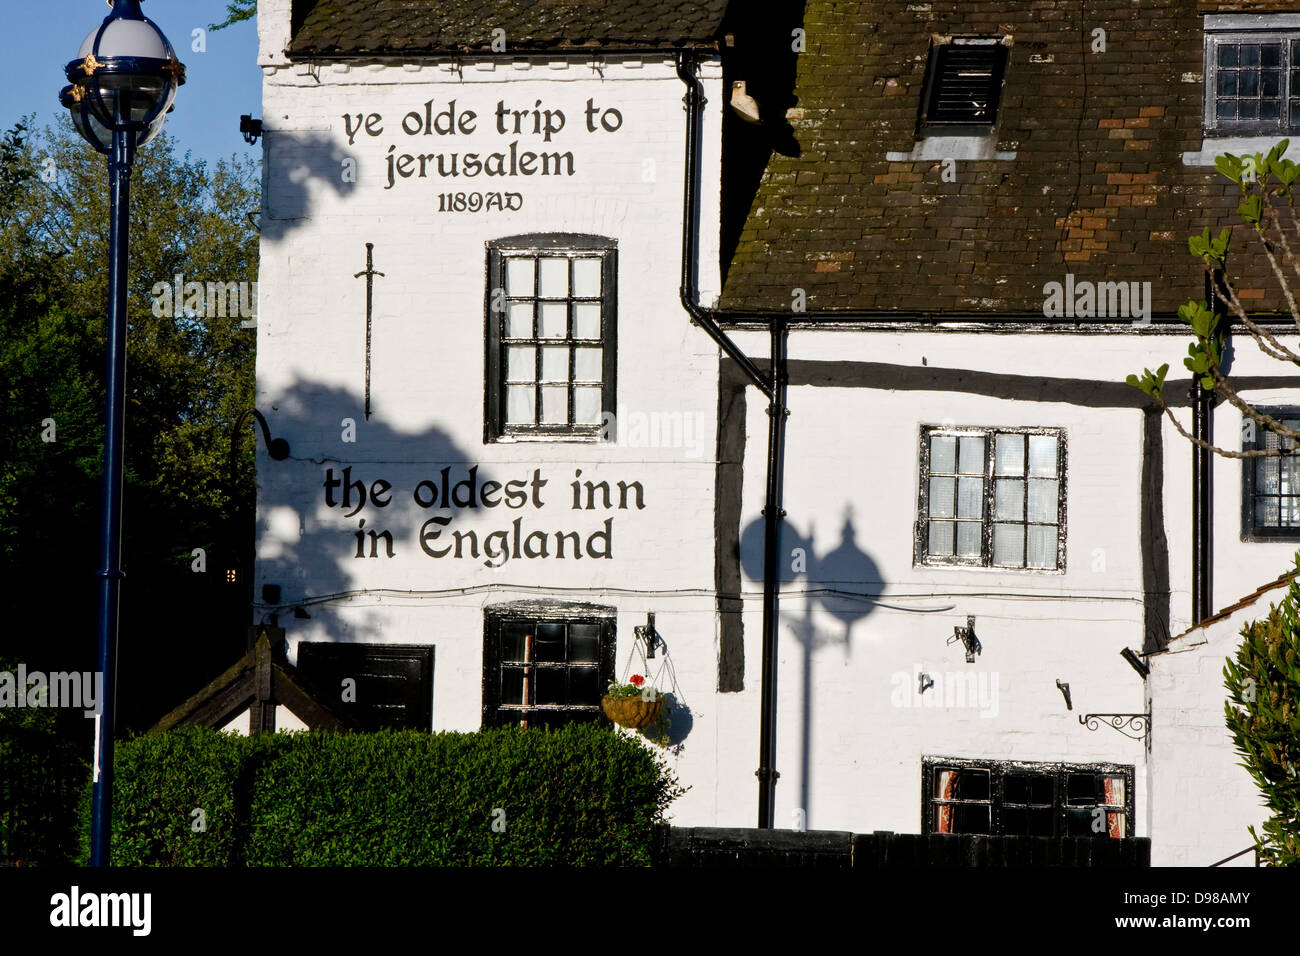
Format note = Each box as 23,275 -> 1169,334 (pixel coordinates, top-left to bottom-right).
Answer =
915,425 -> 1067,571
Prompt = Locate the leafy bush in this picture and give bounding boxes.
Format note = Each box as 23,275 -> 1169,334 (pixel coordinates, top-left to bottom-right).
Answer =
1224,557 -> 1300,866
103,723 -> 683,866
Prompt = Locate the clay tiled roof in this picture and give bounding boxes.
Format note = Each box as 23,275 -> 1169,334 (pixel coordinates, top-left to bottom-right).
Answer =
289,0 -> 729,56
1159,571 -> 1298,650
718,1 -> 1295,314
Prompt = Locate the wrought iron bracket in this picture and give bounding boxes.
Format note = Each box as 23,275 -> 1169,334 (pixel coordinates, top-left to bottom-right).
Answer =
634,612 -> 660,659
1078,710 -> 1151,751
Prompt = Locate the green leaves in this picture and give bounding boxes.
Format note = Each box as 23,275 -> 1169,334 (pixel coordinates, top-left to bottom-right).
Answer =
1125,362 -> 1169,400
1239,194 -> 1264,227
103,724 -> 685,866
1188,226 -> 1231,267
1224,552 -> 1300,865
1214,152 -> 1247,184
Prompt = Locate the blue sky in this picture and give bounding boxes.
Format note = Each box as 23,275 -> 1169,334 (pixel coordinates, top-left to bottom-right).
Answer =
0,0 -> 262,168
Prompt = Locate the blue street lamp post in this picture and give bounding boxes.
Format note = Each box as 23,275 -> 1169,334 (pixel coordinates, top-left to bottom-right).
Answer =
60,0 -> 184,867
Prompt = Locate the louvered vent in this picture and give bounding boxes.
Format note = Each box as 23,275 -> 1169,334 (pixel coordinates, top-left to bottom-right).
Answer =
919,40 -> 1009,133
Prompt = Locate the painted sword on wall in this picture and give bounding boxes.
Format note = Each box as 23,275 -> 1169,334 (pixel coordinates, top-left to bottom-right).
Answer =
354,242 -> 385,419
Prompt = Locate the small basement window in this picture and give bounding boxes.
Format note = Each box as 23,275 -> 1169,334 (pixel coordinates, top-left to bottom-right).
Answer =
917,37 -> 1010,136
923,757 -> 1134,838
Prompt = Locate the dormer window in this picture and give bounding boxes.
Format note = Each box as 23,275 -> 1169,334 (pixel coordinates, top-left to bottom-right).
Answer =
917,37 -> 1009,136
1205,26 -> 1300,135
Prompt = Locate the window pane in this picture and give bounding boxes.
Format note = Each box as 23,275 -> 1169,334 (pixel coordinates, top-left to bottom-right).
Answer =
1218,43 -> 1239,67
957,477 -> 983,518
505,257 -> 534,295
1028,478 -> 1059,523
1263,99 -> 1281,121
1282,496 -> 1300,526
1259,457 -> 1280,494
500,666 -> 526,705
950,768 -> 989,800
1263,42 -> 1282,67
950,804 -> 991,834
506,385 -> 535,423
1027,525 -> 1057,568
995,433 -> 1025,475
1257,497 -> 1281,527
534,622 -> 566,661
930,477 -> 955,518
541,345 -> 569,382
500,623 -> 531,662
1029,435 -> 1058,476
1218,71 -> 1238,97
569,666 -> 600,702
538,257 -> 569,297
569,624 -> 601,662
1219,98 -> 1237,121
574,347 -> 602,381
1242,44 -> 1261,67
506,302 -> 534,338
1240,71 -> 1259,97
995,479 -> 1024,520
993,523 -> 1025,566
541,386 -> 568,424
539,302 -> 568,338
1284,454 -> 1300,493
535,667 -> 567,705
956,521 -> 981,557
958,436 -> 985,474
572,258 -> 602,297
506,346 -> 535,382
1003,806 -> 1055,836
929,521 -> 954,555
1240,98 -> 1259,119
573,302 -> 602,338
574,387 -> 603,424
1102,775 -> 1126,805
1262,70 -> 1281,97
931,435 -> 956,473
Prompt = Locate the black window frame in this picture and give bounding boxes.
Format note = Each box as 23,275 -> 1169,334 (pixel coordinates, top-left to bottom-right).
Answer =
484,234 -> 617,442
481,603 -> 616,729
297,642 -> 434,731
1241,406 -> 1300,540
915,424 -> 1068,571
916,37 -> 1010,137
1204,29 -> 1300,136
921,756 -> 1135,839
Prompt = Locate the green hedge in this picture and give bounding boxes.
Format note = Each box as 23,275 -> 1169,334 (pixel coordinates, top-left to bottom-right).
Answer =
96,723 -> 683,866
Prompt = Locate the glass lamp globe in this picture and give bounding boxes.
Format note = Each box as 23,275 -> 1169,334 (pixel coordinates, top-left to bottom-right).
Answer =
60,0 -> 185,153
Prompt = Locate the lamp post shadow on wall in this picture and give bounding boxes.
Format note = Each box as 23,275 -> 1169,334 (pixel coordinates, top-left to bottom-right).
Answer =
60,0 -> 185,867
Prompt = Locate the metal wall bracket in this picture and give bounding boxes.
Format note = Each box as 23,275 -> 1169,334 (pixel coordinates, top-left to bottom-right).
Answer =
949,616 -> 980,662
634,612 -> 659,659
1078,711 -> 1151,751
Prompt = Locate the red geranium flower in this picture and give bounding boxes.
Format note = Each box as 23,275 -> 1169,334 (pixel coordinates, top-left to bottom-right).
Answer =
629,674 -> 645,686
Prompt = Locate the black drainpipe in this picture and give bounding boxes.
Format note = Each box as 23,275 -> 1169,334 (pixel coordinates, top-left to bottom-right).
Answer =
1192,271 -> 1217,624
678,53 -> 783,826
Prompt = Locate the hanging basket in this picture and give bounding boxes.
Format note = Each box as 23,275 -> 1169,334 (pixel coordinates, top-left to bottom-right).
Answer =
601,694 -> 664,729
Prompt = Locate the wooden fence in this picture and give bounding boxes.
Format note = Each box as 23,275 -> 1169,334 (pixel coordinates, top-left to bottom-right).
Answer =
653,826 -> 1152,867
